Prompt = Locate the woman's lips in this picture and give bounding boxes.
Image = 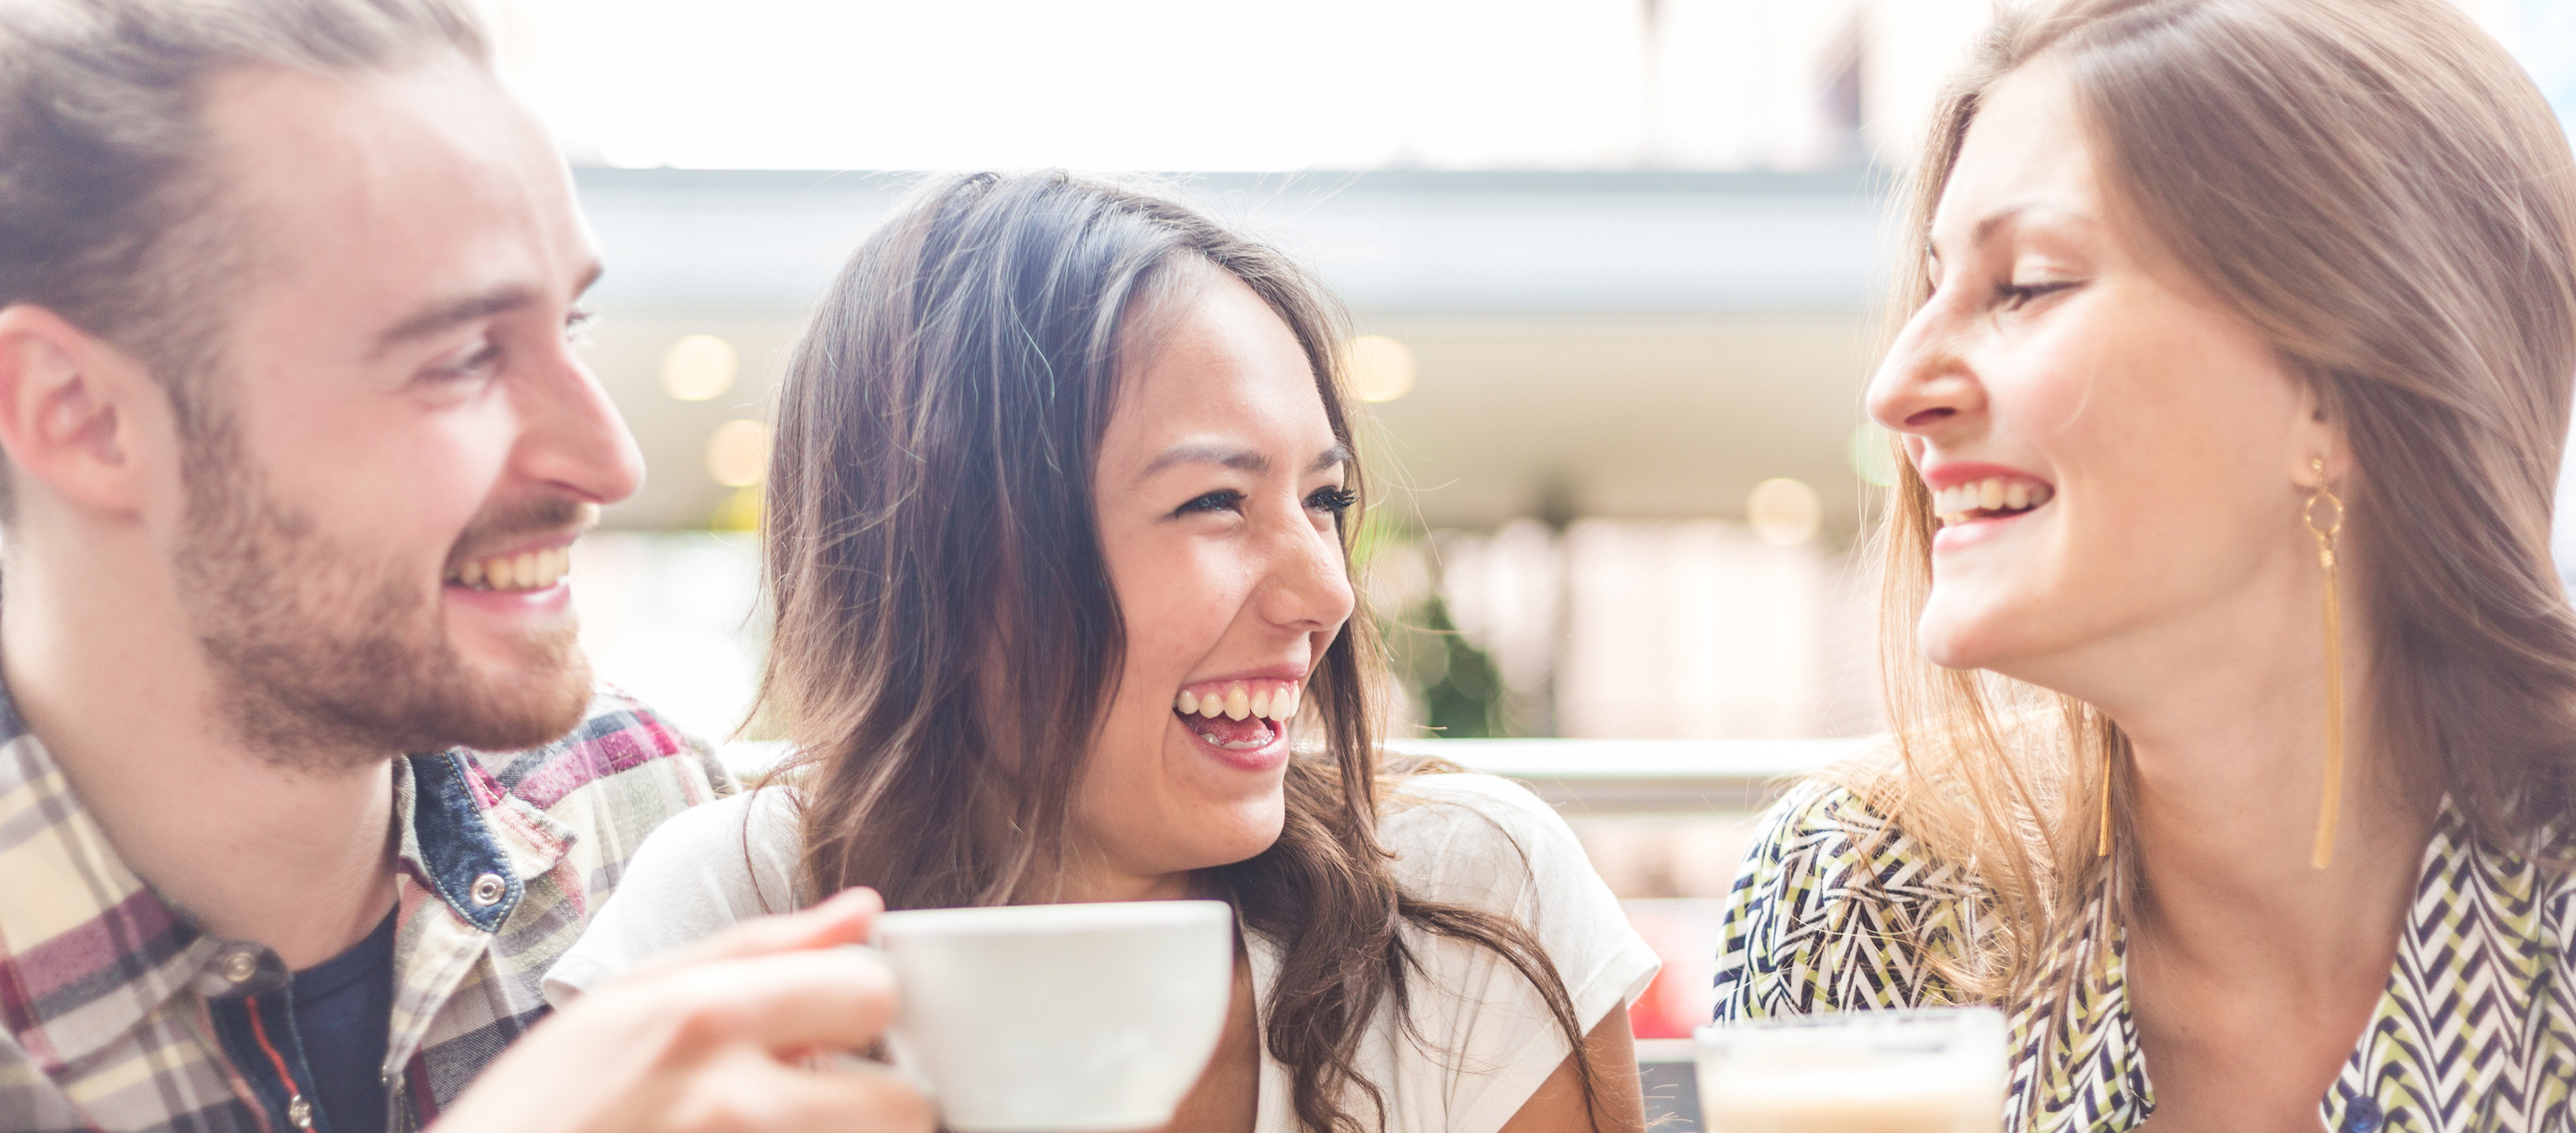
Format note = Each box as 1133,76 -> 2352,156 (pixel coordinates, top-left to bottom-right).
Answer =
1931,475 -> 2054,527
1931,500 -> 2041,552
1171,676 -> 1302,771
1179,713 -> 1288,772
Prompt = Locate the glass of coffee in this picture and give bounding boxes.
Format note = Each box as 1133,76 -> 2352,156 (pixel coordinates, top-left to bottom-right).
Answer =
1692,1008 -> 2008,1133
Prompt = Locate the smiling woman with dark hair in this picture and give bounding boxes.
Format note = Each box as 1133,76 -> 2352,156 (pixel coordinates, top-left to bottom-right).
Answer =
548,171 -> 1657,1133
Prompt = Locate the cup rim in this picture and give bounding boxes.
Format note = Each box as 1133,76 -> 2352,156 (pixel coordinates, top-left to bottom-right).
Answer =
1692,1006 -> 2005,1044
875,898 -> 1232,938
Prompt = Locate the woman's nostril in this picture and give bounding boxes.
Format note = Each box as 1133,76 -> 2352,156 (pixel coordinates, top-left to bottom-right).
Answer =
1904,407 -> 1957,429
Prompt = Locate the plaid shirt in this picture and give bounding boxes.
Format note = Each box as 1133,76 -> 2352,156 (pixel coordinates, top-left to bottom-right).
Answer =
0,685 -> 733,1133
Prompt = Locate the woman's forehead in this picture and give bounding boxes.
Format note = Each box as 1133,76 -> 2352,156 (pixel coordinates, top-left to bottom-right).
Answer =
1933,64 -> 2106,257
1101,273 -> 1329,465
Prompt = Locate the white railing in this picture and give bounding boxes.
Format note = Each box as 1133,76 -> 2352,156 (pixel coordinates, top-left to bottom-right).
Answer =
722,736 -> 1870,815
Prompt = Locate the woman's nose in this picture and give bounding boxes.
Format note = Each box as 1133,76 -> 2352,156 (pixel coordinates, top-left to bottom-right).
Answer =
1261,516 -> 1357,633
1866,301 -> 1984,439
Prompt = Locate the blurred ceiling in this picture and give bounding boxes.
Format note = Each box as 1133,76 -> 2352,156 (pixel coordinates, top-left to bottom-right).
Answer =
574,169 -> 1891,537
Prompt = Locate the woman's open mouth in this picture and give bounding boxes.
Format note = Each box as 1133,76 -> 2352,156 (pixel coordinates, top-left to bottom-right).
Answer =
1173,680 -> 1299,753
1933,475 -> 2054,527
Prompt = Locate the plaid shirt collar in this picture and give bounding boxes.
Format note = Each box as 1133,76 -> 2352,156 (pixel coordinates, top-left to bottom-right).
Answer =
1,675 -> 728,1132
0,700 -> 567,1074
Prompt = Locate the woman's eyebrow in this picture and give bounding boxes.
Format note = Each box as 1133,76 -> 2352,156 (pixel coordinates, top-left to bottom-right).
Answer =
1143,442 -> 1267,477
1928,202 -> 2044,264
1139,441 -> 1354,478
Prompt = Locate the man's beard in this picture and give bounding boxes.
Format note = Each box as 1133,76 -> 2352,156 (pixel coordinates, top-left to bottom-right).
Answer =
172,421 -> 595,772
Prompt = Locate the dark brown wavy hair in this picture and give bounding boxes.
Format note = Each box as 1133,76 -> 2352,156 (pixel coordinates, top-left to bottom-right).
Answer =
754,170 -> 1601,1133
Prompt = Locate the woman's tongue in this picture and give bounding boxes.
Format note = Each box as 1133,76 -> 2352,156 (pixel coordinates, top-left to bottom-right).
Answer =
1186,711 -> 1274,747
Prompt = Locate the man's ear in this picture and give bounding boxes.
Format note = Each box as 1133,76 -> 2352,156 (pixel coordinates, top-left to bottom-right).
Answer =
0,304 -> 151,517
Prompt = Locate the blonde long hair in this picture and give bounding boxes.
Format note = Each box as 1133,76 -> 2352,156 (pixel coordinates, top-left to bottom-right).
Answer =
1853,0 -> 2576,1011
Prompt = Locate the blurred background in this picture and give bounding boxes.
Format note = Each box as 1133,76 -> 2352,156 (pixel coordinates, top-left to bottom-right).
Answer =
492,0 -> 2575,1102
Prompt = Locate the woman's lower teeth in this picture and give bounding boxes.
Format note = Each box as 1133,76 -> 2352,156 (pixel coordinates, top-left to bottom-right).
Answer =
1191,716 -> 1277,749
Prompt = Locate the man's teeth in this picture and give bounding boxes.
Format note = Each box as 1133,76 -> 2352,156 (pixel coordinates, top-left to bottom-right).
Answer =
447,547 -> 572,592
1933,477 -> 2052,527
1174,682 -> 1300,722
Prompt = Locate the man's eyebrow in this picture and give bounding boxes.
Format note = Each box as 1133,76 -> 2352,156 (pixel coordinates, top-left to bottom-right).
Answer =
367,261 -> 605,359
369,286 -> 536,357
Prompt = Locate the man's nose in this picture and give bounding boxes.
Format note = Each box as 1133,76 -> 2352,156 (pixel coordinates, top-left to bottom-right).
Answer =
513,344 -> 646,507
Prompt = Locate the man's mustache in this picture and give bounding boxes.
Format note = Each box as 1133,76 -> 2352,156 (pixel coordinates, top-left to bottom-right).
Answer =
445,497 -> 599,565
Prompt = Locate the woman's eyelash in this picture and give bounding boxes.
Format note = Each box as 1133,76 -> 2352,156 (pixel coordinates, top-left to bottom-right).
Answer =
1998,280 -> 2079,310
1177,490 -> 1244,516
1308,486 -> 1357,514
1174,487 -> 1356,517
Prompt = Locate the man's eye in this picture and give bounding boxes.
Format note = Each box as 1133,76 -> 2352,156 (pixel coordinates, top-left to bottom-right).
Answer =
429,342 -> 502,382
1176,490 -> 1244,516
1307,486 -> 1357,514
564,308 -> 597,346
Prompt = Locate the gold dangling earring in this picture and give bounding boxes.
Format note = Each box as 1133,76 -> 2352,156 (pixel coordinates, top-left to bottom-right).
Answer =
2096,743 -> 2113,858
2306,457 -> 2346,870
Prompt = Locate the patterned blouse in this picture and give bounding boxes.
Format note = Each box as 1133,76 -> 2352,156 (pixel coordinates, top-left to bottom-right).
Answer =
1712,780 -> 2576,1133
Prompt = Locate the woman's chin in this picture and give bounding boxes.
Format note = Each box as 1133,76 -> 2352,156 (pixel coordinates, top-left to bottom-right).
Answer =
1916,602 -> 2024,674
1176,807 -> 1289,874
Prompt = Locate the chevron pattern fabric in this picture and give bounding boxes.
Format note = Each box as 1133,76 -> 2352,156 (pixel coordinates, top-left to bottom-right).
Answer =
1712,780 -> 2576,1133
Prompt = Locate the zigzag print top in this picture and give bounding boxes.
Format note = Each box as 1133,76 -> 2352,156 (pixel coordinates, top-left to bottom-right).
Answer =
1712,779 -> 2576,1133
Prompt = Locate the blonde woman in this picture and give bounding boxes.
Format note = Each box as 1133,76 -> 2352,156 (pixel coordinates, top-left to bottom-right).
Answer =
1712,2 -> 2576,1132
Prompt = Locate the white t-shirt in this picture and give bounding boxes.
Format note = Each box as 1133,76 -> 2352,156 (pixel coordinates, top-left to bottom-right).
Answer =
548,772 -> 1659,1133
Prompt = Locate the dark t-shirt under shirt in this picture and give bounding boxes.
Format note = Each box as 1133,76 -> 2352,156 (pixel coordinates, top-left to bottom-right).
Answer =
291,910 -> 397,1133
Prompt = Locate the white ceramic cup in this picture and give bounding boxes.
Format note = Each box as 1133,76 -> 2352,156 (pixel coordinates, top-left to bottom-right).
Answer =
872,900 -> 1235,1133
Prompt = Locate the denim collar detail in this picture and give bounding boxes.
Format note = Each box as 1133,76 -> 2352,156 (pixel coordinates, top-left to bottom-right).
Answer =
403,753 -> 522,933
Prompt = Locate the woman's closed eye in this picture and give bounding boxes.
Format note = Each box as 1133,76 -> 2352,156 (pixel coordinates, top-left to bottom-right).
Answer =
1307,485 -> 1356,515
1172,486 -> 1355,520
1176,490 -> 1245,517
1996,279 -> 2081,311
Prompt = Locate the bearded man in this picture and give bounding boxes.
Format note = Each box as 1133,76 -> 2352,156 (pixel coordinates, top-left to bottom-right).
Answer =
0,2 -> 924,1132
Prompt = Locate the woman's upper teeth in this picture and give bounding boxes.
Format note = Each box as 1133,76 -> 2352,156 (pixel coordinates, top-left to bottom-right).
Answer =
1174,681 -> 1301,722
1933,477 -> 2051,525
447,546 -> 572,591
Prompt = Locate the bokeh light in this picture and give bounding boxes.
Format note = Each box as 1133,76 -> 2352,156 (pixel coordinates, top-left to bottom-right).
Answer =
1746,477 -> 1822,546
1347,336 -> 1418,403
1848,422 -> 1900,488
706,419 -> 771,487
661,334 -> 738,402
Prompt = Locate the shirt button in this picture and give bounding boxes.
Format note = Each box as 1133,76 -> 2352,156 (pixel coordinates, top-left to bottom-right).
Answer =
218,950 -> 258,983
2343,1096 -> 2384,1133
469,872 -> 507,906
